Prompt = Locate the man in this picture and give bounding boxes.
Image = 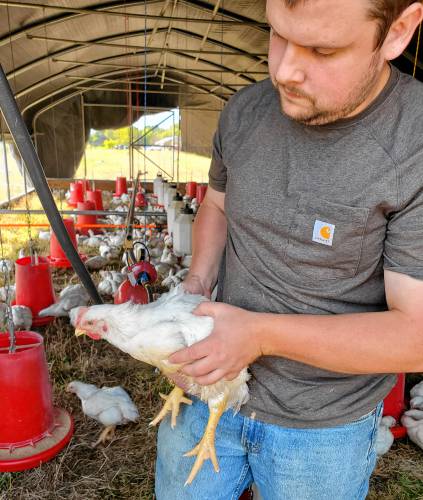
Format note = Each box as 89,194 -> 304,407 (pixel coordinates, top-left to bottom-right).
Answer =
156,1 -> 423,498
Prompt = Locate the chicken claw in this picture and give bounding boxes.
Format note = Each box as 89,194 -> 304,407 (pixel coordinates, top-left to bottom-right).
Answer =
184,395 -> 227,486
92,425 -> 116,447
150,386 -> 192,429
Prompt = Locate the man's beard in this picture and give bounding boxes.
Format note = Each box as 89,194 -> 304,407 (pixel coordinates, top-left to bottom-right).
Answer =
273,54 -> 381,126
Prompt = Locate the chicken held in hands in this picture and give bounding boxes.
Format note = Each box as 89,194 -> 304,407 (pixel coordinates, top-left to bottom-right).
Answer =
70,286 -> 249,485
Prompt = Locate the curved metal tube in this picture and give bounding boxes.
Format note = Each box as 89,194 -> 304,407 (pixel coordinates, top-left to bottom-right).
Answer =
0,65 -> 102,305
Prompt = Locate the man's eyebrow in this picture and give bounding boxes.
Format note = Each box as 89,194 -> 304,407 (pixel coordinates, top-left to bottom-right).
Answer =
267,23 -> 344,50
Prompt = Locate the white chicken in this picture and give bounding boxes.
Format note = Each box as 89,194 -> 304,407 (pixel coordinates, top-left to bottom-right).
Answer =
402,409 -> 423,450
0,284 -> 15,303
85,255 -> 109,271
70,286 -> 249,485
39,284 -> 90,317
0,304 -> 32,331
97,271 -> 125,296
375,416 -> 396,456
67,381 -> 139,447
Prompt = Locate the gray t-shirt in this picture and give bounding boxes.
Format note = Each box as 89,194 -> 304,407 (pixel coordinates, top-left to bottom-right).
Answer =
209,66 -> 423,428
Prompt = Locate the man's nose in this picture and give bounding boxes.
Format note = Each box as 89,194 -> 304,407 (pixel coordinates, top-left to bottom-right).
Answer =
275,42 -> 306,85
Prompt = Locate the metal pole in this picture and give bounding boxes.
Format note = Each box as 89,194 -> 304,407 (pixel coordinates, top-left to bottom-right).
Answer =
81,94 -> 87,179
0,65 -> 102,304
1,126 -> 11,205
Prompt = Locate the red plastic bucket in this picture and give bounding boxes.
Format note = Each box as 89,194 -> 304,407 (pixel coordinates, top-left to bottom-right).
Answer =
185,181 -> 197,199
383,373 -> 407,438
0,331 -> 73,472
78,179 -> 91,193
76,200 -> 97,235
196,185 -> 207,204
15,256 -> 56,326
68,182 -> 84,207
114,176 -> 128,197
86,189 -> 104,211
47,218 -> 77,268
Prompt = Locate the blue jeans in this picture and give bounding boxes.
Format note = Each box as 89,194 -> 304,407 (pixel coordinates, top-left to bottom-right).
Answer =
155,398 -> 383,500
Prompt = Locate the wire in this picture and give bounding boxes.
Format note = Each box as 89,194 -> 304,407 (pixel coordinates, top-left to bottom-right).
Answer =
413,22 -> 422,78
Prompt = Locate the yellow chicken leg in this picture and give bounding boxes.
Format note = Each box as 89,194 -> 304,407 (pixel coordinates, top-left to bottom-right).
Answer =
150,386 -> 192,429
92,425 -> 116,447
184,394 -> 228,486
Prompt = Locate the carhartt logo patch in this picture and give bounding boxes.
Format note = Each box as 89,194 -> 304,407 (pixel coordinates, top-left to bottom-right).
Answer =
312,220 -> 335,246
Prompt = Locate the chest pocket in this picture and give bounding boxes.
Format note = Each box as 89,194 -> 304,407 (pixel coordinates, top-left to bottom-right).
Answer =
285,194 -> 369,280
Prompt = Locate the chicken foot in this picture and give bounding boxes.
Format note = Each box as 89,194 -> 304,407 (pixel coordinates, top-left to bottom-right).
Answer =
183,394 -> 228,486
150,386 -> 192,429
92,425 -> 116,447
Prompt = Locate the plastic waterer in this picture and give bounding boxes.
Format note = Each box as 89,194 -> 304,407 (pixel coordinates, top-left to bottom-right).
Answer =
173,205 -> 194,256
14,256 -> 56,326
167,193 -> 184,236
86,189 -> 104,211
164,183 -> 177,210
196,184 -> 208,204
76,200 -> 97,235
68,181 -> 84,207
153,172 -> 163,198
114,176 -> 128,197
158,179 -> 168,207
185,181 -> 197,199
0,331 -> 73,472
383,373 -> 407,439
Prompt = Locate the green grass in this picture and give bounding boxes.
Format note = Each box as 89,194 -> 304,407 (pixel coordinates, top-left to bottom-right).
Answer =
76,145 -> 211,183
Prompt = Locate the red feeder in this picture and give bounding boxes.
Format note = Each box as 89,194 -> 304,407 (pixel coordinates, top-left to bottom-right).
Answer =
185,181 -> 197,199
196,184 -> 208,204
86,189 -> 104,211
0,331 -> 73,472
15,256 -> 56,327
114,261 -> 157,305
68,182 -> 84,207
114,176 -> 128,197
76,200 -> 97,235
135,192 -> 146,208
47,218 -> 85,269
383,373 -> 407,439
78,179 -> 91,193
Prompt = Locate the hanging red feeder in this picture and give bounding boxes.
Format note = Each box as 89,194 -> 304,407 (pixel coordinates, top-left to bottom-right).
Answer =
114,261 -> 157,305
47,218 -> 86,269
114,176 -> 128,197
76,200 -> 97,235
78,179 -> 91,194
383,373 -> 407,439
68,182 -> 84,207
86,189 -> 104,211
135,192 -> 146,208
14,256 -> 56,327
0,331 -> 73,472
185,181 -> 197,199
196,184 -> 208,204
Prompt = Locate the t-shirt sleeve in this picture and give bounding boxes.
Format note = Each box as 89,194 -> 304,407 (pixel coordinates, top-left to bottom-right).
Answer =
208,124 -> 227,193
383,185 -> 423,280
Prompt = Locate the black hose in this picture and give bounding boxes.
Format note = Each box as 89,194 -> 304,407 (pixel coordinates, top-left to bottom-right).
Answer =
0,65 -> 102,304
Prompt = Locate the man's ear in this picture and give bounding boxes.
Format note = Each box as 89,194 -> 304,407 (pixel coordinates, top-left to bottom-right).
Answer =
381,3 -> 423,61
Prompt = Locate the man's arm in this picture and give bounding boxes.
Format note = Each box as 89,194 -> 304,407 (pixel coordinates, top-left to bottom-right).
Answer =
170,270 -> 423,384
183,186 -> 227,297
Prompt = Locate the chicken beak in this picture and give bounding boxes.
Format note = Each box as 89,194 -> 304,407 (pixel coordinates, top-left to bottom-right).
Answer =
75,328 -> 87,337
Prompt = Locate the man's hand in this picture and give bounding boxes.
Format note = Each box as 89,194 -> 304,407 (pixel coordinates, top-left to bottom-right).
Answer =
182,274 -> 212,298
168,302 -> 263,385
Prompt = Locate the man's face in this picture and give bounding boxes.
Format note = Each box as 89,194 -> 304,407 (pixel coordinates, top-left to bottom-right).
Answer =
267,0 -> 388,125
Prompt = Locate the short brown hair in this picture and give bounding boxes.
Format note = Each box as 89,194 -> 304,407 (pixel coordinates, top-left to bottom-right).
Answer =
282,0 -> 418,49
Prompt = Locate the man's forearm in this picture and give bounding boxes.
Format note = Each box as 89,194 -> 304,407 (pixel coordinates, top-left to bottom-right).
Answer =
256,309 -> 423,374
189,199 -> 227,290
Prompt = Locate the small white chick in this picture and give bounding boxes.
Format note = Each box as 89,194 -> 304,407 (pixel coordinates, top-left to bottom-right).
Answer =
67,381 -> 139,447
85,256 -> 109,271
99,244 -> 120,261
0,304 -> 32,331
375,416 -> 396,456
410,380 -> 423,399
402,409 -> 423,450
39,284 -> 90,317
98,271 -> 125,296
